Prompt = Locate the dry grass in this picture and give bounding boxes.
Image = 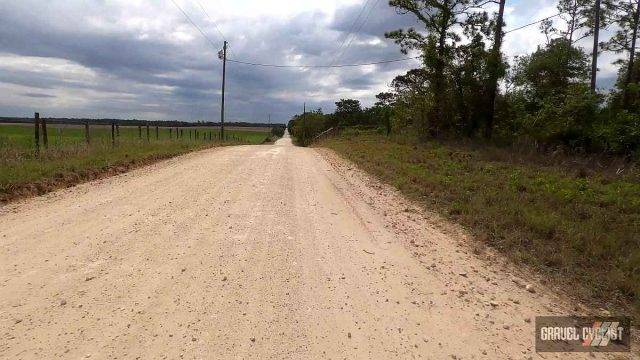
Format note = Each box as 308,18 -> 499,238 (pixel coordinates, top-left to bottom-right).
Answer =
0,125 -> 271,203
320,129 -> 640,316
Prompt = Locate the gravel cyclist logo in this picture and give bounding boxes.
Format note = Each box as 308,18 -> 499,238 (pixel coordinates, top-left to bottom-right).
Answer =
536,316 -> 631,352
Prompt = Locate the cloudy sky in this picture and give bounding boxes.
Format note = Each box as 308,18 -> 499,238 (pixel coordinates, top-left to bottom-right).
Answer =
0,0 -> 625,123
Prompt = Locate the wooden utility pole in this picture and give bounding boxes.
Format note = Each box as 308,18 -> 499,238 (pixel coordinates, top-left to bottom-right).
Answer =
219,41 -> 227,140
34,112 -> 40,155
591,0 -> 601,92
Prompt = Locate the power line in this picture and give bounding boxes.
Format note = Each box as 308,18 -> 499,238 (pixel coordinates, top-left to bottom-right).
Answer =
330,0 -> 373,66
170,0 -> 564,71
226,56 -> 420,68
169,1 -> 419,70
169,0 -> 218,49
333,0 -> 382,65
195,0 -> 227,42
504,12 -> 563,34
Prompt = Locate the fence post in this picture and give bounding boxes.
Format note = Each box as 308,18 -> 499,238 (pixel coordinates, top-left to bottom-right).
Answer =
138,125 -> 142,139
85,121 -> 90,145
189,130 -> 192,140
155,125 -> 159,140
111,122 -> 115,147
41,116 -> 48,150
146,123 -> 150,142
116,124 -> 120,137
34,112 -> 40,155
169,128 -> 172,139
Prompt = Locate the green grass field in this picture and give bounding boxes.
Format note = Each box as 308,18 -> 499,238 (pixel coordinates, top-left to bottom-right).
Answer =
320,129 -> 640,315
0,123 -> 272,202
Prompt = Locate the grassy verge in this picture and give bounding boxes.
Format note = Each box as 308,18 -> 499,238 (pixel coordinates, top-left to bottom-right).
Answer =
319,129 -> 640,315
0,124 -> 271,203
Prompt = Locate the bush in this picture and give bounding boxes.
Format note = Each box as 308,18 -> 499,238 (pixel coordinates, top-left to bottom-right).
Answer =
288,112 -> 329,146
271,126 -> 285,138
522,84 -> 600,149
594,111 -> 640,154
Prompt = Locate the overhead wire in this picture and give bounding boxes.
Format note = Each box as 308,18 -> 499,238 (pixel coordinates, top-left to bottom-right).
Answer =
504,12 -> 563,34
226,56 -> 421,68
169,1 -> 564,69
194,0 -> 227,42
169,0 -> 218,49
170,0 -> 417,69
332,0 -> 382,66
329,0 -> 373,66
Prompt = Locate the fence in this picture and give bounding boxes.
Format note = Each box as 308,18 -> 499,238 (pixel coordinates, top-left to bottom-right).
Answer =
312,127 -> 341,142
24,113 -> 247,156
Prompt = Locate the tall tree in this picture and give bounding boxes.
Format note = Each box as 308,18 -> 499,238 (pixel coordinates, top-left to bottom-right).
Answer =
386,0 -> 472,136
484,0 -> 506,139
375,93 -> 397,135
539,0 -> 593,43
558,0 -> 593,42
624,0 -> 640,107
603,0 -> 640,108
591,0 -> 602,91
511,38 -> 590,102
334,99 -> 364,126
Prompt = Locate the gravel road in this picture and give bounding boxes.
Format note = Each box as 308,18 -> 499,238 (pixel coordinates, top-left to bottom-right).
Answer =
1,132 -> 636,359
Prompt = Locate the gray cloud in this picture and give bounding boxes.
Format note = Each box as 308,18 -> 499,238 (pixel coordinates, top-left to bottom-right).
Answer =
21,93 -> 56,98
6,0 -> 615,123
0,0 -> 420,123
331,1 -> 420,39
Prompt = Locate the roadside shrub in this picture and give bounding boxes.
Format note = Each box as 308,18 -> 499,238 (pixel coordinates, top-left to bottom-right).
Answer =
271,126 -> 285,138
522,84 -> 599,149
594,111 -> 640,154
288,112 -> 328,146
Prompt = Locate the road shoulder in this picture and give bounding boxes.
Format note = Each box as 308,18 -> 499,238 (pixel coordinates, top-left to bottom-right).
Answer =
315,146 -> 640,357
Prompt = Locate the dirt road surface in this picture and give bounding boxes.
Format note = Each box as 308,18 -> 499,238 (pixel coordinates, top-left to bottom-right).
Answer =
1,132 -> 636,359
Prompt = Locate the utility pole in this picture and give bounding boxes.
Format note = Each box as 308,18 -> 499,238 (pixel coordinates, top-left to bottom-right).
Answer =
591,0 -> 601,92
219,41 -> 227,140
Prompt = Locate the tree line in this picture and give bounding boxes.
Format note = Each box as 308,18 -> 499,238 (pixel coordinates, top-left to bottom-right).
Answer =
289,0 -> 640,155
